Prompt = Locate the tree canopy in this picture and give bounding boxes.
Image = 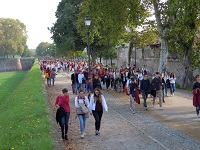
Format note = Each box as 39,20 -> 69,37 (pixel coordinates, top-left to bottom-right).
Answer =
0,18 -> 27,57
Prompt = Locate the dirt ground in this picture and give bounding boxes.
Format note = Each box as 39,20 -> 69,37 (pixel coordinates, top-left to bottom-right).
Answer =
44,72 -> 200,150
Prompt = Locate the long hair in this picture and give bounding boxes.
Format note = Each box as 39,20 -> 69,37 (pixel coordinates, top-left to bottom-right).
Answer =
94,88 -> 102,103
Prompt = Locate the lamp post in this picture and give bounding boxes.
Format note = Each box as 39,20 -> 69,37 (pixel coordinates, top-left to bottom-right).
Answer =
85,16 -> 91,76
133,35 -> 137,66
54,43 -> 56,60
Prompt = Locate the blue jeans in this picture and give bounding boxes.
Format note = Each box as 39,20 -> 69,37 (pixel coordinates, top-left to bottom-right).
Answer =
78,114 -> 86,133
164,83 -> 168,95
196,106 -> 199,115
60,112 -> 70,135
73,82 -> 78,94
82,83 -> 86,92
170,83 -> 176,95
87,83 -> 93,92
141,91 -> 148,108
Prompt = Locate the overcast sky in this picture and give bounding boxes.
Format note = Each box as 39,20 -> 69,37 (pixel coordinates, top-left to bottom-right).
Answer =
0,0 -> 61,49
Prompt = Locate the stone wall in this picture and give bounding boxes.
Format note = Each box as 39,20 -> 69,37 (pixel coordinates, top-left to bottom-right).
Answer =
0,58 -> 34,72
117,44 -> 199,86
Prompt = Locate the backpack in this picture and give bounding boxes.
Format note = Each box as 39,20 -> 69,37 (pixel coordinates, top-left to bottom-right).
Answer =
45,73 -> 49,78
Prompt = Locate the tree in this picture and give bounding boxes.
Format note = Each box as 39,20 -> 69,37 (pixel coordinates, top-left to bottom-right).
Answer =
76,0 -> 150,62
0,18 -> 27,57
21,45 -> 34,57
164,0 -> 200,88
35,42 -> 53,57
49,0 -> 86,56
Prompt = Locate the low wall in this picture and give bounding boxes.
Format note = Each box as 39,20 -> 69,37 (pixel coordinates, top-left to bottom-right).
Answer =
0,58 -> 35,72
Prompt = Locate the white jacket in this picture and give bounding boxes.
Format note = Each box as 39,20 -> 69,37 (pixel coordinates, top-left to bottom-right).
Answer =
89,94 -> 108,112
75,96 -> 89,108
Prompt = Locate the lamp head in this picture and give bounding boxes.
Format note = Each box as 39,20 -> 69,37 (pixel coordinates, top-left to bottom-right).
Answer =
85,16 -> 91,26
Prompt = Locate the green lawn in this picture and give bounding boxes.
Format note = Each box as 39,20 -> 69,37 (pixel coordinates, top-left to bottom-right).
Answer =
0,60 -> 53,150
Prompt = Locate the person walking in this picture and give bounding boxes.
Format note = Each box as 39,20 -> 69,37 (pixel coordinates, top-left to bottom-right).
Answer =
55,88 -> 70,140
89,88 -> 108,135
75,90 -> 90,138
162,71 -> 169,96
169,72 -> 176,96
93,74 -> 101,90
151,72 -> 163,110
71,70 -> 78,94
104,71 -> 111,91
192,75 -> 200,117
140,74 -> 150,110
50,68 -> 57,86
129,76 -> 138,113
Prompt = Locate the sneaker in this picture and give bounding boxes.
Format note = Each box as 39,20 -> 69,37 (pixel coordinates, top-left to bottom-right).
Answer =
132,111 -> 135,114
197,114 -> 199,118
159,107 -> 163,110
95,130 -> 98,135
97,131 -> 100,135
144,107 -> 148,110
163,100 -> 165,103
81,133 -> 85,138
65,134 -> 68,140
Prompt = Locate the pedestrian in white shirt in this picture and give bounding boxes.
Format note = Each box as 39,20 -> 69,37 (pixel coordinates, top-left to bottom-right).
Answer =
89,88 -> 108,135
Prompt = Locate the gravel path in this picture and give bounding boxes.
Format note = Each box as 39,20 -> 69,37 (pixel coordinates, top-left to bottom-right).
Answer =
45,72 -> 200,150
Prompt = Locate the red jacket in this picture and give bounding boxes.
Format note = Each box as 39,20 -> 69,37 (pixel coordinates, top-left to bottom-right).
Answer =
193,89 -> 200,107
55,95 -> 70,112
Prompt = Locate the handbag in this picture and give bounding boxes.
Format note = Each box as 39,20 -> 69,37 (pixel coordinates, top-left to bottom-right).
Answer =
79,103 -> 89,114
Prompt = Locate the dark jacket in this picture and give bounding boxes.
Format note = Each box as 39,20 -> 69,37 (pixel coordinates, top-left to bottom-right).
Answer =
93,78 -> 101,89
151,77 -> 162,91
140,79 -> 150,91
56,107 -> 65,123
71,73 -> 78,84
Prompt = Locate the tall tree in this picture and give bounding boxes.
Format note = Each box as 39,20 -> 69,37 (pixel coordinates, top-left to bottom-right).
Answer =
165,0 -> 200,88
77,0 -> 150,62
49,0 -> 86,56
0,18 -> 27,57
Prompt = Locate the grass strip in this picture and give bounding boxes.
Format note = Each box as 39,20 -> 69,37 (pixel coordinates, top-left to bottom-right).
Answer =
0,59 -> 53,150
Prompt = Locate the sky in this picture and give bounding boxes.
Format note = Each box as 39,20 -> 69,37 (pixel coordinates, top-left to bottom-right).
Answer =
0,0 -> 61,49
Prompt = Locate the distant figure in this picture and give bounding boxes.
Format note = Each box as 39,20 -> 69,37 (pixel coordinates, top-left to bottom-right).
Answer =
192,75 -> 200,117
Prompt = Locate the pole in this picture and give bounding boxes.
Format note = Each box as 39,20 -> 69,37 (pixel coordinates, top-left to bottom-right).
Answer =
135,42 -> 136,66
54,44 -> 57,60
87,29 -> 90,76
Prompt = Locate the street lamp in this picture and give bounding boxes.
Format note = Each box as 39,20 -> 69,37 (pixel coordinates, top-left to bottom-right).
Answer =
85,16 -> 91,76
54,43 -> 56,60
133,35 -> 137,66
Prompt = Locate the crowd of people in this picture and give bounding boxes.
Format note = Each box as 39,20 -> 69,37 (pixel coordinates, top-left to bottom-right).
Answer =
38,58 -> 200,140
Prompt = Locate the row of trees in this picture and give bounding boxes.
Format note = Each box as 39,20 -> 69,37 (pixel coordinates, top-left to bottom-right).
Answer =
49,0 -> 200,87
0,18 -> 33,58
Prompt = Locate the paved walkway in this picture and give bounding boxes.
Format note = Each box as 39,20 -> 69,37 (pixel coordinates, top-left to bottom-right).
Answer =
46,73 -> 200,150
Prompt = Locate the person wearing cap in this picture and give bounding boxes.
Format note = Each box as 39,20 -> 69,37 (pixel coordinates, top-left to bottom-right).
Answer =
140,74 -> 150,110
55,88 -> 70,140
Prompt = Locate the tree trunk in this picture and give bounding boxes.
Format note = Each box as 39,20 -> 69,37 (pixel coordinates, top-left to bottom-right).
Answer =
100,56 -> 102,63
111,59 -> 112,65
128,42 -> 133,65
181,49 -> 190,88
158,32 -> 168,73
91,48 -> 97,62
152,0 -> 168,73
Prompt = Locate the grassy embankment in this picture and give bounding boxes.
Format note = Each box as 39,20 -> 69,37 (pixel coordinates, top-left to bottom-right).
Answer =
0,59 -> 53,150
